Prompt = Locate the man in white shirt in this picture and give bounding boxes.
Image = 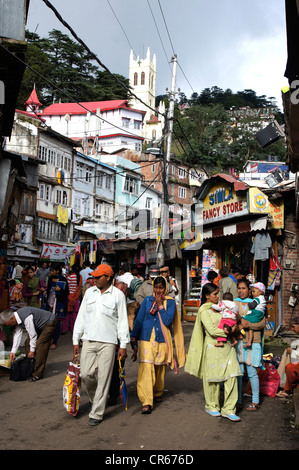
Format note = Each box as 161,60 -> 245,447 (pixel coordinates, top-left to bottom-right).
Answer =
79,260 -> 93,285
0,306 -> 57,381
73,264 -> 130,426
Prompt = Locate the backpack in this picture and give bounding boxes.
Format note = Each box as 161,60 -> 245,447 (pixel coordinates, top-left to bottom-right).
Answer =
114,280 -> 128,297
127,277 -> 143,301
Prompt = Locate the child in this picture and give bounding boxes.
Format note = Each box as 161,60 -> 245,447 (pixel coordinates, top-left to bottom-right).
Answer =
242,282 -> 267,348
212,299 -> 239,347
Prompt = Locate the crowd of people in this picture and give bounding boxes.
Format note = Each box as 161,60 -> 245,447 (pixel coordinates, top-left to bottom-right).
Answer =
0,261 -> 298,427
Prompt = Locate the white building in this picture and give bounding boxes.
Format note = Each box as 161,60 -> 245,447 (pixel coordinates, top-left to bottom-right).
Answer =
129,47 -> 165,143
35,99 -> 145,154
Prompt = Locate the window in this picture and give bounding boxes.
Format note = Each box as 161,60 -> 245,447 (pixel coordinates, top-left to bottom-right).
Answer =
122,118 -> 130,128
39,184 -> 52,201
141,71 -> 145,85
76,163 -> 84,181
134,72 -> 138,86
151,164 -> 156,173
97,172 -> 104,188
95,201 -> 102,217
124,175 -> 138,195
48,149 -> 56,165
179,186 -> 186,199
145,197 -> 152,209
86,166 -> 92,183
172,165 -> 176,176
105,175 -> 111,190
39,184 -> 44,199
56,189 -> 68,206
135,143 -> 142,151
39,145 -> 47,162
134,120 -> 141,130
178,167 -> 186,179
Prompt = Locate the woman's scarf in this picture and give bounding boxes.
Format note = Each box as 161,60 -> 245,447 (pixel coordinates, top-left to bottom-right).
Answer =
152,276 -> 186,371
184,302 -> 213,379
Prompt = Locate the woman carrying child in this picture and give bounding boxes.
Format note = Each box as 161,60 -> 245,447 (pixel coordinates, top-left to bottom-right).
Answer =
234,279 -> 266,412
185,283 -> 242,422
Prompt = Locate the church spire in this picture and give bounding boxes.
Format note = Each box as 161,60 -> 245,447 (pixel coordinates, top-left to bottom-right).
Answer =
25,86 -> 42,113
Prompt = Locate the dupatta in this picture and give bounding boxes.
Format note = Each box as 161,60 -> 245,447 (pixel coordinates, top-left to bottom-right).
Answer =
157,295 -> 186,372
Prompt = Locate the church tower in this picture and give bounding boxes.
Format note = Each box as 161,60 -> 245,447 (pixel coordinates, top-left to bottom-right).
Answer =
25,86 -> 42,113
129,47 -> 164,143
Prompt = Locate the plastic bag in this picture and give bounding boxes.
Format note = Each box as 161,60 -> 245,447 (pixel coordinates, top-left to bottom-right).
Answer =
63,359 -> 81,416
245,362 -> 281,398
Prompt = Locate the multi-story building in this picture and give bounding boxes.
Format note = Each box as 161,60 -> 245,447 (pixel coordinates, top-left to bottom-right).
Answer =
35,98 -> 145,154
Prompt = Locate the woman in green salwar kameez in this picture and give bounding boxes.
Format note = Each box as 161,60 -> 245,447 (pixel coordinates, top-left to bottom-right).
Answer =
185,283 -> 242,421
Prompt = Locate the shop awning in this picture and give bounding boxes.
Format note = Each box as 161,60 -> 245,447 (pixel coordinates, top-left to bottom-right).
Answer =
203,216 -> 268,240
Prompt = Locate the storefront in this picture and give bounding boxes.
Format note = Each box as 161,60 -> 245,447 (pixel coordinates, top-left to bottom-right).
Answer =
187,174 -> 285,333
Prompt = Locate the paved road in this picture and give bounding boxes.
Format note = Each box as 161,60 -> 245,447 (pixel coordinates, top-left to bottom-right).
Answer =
1,323 -> 298,455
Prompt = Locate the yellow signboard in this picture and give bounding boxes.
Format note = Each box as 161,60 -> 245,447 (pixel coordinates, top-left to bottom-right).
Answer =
248,187 -> 284,228
202,182 -> 248,223
249,187 -> 270,213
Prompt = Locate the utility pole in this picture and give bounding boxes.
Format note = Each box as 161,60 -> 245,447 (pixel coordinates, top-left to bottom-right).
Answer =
157,54 -> 178,267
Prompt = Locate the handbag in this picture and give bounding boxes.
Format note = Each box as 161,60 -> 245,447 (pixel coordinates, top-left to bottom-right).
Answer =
10,356 -> 36,381
63,358 -> 81,416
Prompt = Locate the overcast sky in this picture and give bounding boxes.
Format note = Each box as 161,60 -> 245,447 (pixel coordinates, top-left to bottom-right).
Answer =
26,0 -> 288,109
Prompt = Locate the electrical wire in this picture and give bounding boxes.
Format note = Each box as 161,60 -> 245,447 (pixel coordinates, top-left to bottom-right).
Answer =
106,0 -> 136,55
41,0 -> 165,119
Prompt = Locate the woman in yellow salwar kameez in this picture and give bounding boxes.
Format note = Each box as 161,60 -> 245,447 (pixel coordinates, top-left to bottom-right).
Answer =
131,276 -> 186,414
185,282 -> 242,422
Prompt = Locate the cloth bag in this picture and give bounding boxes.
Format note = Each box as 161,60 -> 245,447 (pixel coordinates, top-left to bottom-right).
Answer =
63,359 -> 81,416
10,356 -> 36,381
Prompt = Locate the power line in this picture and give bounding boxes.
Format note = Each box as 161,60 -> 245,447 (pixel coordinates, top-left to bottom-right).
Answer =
41,0 -> 165,119
146,0 -> 172,71
106,0 -> 136,54
0,43 -> 155,144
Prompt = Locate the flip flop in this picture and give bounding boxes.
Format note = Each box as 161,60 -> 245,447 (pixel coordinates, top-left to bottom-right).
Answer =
246,404 -> 259,411
141,405 -> 152,414
276,390 -> 290,398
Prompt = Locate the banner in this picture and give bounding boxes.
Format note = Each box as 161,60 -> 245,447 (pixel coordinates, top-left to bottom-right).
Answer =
41,243 -> 75,262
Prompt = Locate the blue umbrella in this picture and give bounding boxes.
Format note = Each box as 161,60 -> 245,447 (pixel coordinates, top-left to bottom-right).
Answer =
119,359 -> 128,410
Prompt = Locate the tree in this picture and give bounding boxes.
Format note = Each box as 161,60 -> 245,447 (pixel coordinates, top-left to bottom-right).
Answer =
18,29 -> 132,108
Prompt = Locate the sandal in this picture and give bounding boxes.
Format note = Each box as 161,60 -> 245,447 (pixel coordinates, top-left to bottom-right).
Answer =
28,376 -> 40,382
276,390 -> 290,398
246,404 -> 259,411
141,405 -> 152,414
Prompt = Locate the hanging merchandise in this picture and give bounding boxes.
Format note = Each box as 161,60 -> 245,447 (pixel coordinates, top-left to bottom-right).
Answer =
268,253 -> 282,289
250,231 -> 272,261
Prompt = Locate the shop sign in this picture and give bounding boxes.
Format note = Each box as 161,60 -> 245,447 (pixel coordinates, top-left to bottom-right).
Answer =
249,188 -> 270,213
269,198 -> 284,229
248,188 -> 284,228
41,243 -> 75,262
202,183 -> 248,223
179,228 -> 203,251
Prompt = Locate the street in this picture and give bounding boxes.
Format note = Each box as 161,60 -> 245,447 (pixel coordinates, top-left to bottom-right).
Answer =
0,322 -> 298,455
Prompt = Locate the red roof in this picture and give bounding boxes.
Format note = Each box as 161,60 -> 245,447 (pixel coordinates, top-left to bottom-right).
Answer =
212,173 -> 247,192
40,100 -> 145,116
25,88 -> 42,106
